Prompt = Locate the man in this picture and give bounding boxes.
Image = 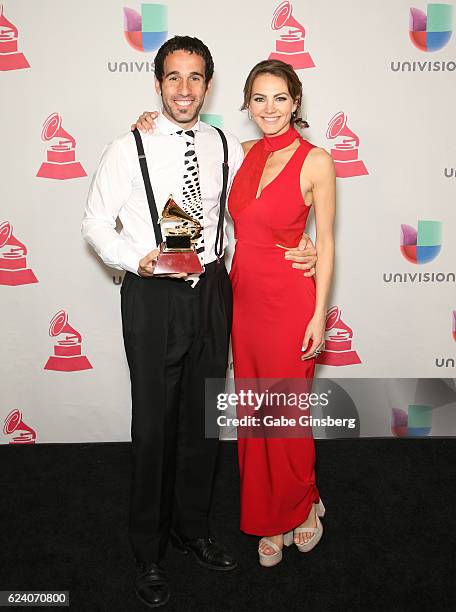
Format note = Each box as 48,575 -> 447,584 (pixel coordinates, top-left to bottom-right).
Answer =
82,36 -> 317,608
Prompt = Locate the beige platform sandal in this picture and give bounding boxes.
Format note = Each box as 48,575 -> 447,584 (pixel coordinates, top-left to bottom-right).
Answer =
258,530 -> 294,567
294,499 -> 326,553
316,498 -> 325,518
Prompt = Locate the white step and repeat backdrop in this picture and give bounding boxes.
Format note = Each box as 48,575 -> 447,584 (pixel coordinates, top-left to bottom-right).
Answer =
1,0 -> 455,443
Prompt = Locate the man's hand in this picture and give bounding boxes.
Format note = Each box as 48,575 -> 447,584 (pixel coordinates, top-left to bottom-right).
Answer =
138,249 -> 159,277
137,249 -> 188,279
277,233 -> 318,277
131,111 -> 159,133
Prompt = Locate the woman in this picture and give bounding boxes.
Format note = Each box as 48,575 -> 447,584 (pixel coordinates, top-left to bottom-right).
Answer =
133,59 -> 335,567
228,60 -> 335,566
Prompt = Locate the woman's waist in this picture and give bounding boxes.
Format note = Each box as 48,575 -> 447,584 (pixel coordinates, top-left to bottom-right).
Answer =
234,222 -> 309,247
235,238 -> 279,249
234,237 -> 305,251
231,243 -> 316,287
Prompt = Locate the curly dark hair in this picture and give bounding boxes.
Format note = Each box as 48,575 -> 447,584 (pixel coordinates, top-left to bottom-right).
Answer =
154,36 -> 214,84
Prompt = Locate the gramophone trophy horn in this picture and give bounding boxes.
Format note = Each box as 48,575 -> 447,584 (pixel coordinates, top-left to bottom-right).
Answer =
160,198 -> 202,240
0,4 -> 30,71
0,221 -> 38,286
4,408 -> 23,435
154,195 -> 204,275
41,112 -> 76,148
49,309 -> 82,343
3,409 -> 36,444
36,113 -> 87,180
325,305 -> 353,337
271,1 -> 304,34
326,112 -> 359,147
326,112 -> 368,178
44,310 -> 92,372
0,220 -> 13,248
0,220 -> 27,252
268,1 -> 315,70
316,306 -> 361,366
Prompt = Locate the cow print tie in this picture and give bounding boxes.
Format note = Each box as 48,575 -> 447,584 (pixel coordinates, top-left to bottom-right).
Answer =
176,129 -> 204,287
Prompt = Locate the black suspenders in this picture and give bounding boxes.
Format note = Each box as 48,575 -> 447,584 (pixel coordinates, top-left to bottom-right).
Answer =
132,126 -> 230,262
212,126 -> 229,261
132,128 -> 162,245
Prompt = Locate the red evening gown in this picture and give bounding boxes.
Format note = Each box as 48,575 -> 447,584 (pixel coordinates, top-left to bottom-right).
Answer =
228,127 -> 321,536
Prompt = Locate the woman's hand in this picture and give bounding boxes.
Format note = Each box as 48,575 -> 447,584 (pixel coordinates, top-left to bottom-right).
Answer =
301,312 -> 326,360
131,111 -> 159,133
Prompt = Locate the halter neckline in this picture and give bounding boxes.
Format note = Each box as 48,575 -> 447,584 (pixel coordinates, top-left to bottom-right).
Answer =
263,126 -> 300,152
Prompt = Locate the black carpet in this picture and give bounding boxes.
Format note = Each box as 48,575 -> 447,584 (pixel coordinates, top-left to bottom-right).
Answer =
1,439 -> 454,612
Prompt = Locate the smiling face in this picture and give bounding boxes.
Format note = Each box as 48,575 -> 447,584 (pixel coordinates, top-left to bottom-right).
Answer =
155,49 -> 211,128
248,73 -> 298,137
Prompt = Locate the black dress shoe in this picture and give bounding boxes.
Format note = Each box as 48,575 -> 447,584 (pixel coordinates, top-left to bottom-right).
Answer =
171,532 -> 237,571
135,562 -> 170,608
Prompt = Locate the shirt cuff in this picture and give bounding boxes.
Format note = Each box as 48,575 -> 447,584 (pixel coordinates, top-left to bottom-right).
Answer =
118,243 -> 142,275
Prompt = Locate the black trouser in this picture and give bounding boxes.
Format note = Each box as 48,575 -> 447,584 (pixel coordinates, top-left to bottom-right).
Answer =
121,260 -> 232,564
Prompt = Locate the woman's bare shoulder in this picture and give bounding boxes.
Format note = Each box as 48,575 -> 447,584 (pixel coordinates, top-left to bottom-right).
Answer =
307,146 -> 333,163
241,139 -> 259,155
305,146 -> 336,177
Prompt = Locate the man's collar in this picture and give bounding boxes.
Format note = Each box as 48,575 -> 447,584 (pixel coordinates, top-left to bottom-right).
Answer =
156,111 -> 201,135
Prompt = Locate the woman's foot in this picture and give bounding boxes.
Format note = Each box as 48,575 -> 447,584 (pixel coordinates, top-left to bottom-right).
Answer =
258,531 -> 294,567
294,504 -> 317,546
259,534 -> 284,556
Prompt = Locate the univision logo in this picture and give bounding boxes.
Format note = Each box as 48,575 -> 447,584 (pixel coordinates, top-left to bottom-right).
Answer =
123,4 -> 167,52
200,114 -> 223,128
383,220 -> 455,283
391,405 -> 432,437
400,220 -> 441,264
108,4 -> 168,72
409,3 -> 453,51
390,3 -> 455,71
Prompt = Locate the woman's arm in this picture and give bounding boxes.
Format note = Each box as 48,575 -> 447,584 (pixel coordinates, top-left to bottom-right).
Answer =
311,147 -> 336,316
301,147 -> 336,359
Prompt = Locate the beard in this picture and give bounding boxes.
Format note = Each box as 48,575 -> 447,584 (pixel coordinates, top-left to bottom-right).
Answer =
161,93 -> 206,126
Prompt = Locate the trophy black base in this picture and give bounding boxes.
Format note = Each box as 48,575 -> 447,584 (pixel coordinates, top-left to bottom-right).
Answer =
154,244 -> 203,275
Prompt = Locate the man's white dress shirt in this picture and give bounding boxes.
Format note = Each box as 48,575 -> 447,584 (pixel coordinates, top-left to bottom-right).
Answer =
82,112 -> 244,274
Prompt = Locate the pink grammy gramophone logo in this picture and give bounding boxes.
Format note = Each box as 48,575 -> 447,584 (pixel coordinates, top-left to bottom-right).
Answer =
3,409 -> 36,444
0,221 -> 38,286
316,306 -> 361,366
268,1 -> 315,70
0,4 -> 30,71
44,310 -> 92,372
326,112 -> 368,178
36,113 -> 86,180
